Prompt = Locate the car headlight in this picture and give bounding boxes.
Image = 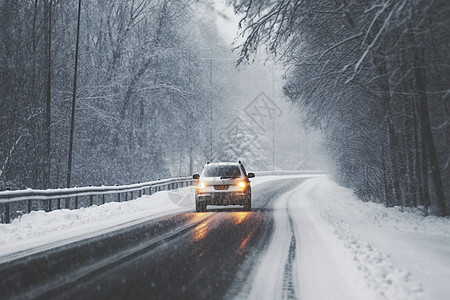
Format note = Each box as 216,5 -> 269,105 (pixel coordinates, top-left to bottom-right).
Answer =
237,181 -> 246,188
197,182 -> 206,189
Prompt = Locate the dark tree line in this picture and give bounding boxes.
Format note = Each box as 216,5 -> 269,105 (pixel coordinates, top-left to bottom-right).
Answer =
233,0 -> 449,215
0,0 -> 233,189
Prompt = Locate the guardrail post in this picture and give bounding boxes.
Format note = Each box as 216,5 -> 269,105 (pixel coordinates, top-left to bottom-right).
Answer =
28,200 -> 32,213
149,187 -> 152,195
57,199 -> 61,209
118,193 -> 121,202
137,182 -> 141,197
5,203 -> 10,224
48,199 -> 52,212
125,192 -> 128,201
75,196 -> 78,209
131,191 -> 134,200
102,194 -> 105,204
89,194 -> 93,206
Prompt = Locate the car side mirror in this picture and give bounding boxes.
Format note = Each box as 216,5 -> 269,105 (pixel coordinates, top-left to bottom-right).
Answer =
193,174 -> 200,180
247,173 -> 255,178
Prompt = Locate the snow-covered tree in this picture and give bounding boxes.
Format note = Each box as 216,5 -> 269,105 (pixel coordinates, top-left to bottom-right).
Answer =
0,0 -> 246,189
233,0 -> 450,215
214,116 -> 269,171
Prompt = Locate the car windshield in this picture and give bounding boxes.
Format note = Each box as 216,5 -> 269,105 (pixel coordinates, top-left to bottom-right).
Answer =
202,165 -> 241,178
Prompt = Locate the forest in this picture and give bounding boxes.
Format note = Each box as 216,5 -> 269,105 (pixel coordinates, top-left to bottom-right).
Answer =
1,0 -> 449,216
233,0 -> 449,216
0,0 -> 250,190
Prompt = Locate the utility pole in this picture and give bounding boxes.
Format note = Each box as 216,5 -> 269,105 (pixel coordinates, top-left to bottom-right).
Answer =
44,0 -> 52,190
67,0 -> 82,188
209,58 -> 213,161
272,71 -> 275,172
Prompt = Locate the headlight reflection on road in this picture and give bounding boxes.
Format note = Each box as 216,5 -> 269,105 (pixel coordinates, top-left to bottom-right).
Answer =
232,212 -> 249,225
238,232 -> 253,255
192,215 -> 210,242
191,212 -> 251,243
234,212 -> 251,254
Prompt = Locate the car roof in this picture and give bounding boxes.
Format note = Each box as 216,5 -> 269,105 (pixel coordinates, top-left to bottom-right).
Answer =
205,162 -> 240,166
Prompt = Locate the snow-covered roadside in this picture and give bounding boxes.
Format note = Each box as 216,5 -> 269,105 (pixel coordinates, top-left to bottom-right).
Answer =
250,176 -> 449,300
0,187 -> 196,259
293,177 -> 450,300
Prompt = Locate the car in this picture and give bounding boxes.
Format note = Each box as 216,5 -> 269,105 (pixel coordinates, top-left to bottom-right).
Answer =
192,161 -> 255,212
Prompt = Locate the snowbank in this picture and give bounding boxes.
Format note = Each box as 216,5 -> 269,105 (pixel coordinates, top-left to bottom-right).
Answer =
290,177 -> 450,300
0,187 -> 196,258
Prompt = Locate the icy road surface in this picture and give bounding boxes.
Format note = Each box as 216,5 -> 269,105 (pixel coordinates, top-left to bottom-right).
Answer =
1,176 -> 449,299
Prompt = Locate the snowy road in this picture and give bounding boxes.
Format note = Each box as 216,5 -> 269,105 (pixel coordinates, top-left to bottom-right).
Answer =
0,178 -> 302,299
1,176 -> 449,299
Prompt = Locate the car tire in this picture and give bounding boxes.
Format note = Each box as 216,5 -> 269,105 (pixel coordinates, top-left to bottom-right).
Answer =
196,201 -> 207,212
243,196 -> 251,211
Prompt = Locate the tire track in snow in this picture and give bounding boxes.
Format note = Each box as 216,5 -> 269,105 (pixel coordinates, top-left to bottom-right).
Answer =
282,212 -> 298,300
243,185 -> 301,300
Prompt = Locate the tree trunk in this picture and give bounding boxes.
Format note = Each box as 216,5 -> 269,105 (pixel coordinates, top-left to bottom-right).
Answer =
375,55 -> 400,207
67,0 -> 82,188
413,46 -> 447,216
44,0 -> 52,190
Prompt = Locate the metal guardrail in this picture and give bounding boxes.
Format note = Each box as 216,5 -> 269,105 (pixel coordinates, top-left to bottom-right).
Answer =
0,170 -> 327,224
0,177 -> 195,224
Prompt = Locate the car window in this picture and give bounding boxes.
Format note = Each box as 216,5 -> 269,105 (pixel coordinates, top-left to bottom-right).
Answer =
240,165 -> 247,176
202,165 -> 242,177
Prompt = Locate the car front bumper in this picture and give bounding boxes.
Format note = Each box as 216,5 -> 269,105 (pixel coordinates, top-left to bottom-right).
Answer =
196,192 -> 249,206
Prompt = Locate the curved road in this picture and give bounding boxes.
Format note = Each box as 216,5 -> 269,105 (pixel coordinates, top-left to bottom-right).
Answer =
0,178 -> 304,300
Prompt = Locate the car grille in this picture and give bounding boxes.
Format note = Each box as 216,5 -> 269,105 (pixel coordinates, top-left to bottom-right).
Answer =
214,185 -> 229,190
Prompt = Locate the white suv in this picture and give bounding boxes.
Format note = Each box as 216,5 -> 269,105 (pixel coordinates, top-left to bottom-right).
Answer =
193,162 -> 255,212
